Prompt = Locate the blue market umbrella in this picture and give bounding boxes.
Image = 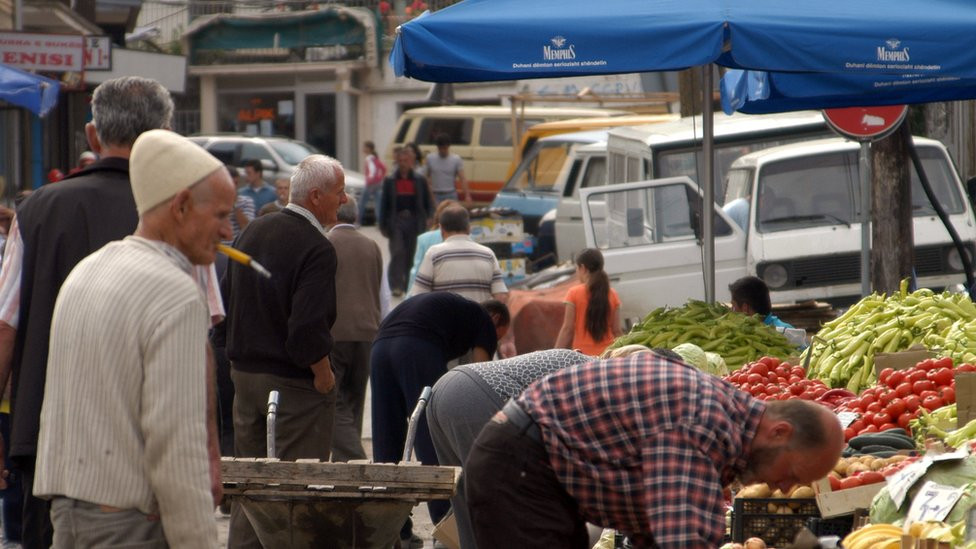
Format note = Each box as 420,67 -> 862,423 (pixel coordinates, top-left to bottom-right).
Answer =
721,70 -> 976,115
392,0 -> 976,83
0,64 -> 60,117
391,0 -> 976,301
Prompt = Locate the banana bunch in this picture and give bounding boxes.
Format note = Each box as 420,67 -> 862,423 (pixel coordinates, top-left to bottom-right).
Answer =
840,523 -> 903,549
803,280 -> 976,392
907,519 -> 964,544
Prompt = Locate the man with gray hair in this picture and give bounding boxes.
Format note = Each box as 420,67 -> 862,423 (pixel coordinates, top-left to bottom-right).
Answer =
215,154 -> 346,548
0,76 -> 225,548
325,196 -> 383,461
34,129 -> 236,548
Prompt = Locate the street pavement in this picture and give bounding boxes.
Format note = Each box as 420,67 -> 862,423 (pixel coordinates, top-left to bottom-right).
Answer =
216,222 -> 440,547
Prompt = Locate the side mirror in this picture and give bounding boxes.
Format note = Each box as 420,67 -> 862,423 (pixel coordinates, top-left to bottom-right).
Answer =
966,176 -> 976,208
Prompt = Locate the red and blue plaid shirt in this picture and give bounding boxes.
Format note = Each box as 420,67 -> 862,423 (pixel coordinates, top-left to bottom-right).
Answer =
517,353 -> 765,547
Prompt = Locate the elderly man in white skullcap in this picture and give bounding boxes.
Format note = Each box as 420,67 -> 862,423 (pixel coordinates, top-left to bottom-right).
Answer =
34,129 -> 235,549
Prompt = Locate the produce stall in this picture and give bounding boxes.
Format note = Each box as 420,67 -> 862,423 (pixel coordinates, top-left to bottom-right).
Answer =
607,283 -> 976,548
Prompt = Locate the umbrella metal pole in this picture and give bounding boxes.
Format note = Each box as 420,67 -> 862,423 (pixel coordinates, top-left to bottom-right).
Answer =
859,141 -> 871,296
702,64 -> 715,303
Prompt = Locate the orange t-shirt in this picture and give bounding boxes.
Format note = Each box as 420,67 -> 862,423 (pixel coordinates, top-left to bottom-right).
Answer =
564,284 -> 621,356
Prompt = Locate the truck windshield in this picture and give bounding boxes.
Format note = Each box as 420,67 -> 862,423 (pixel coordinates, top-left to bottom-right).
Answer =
502,140 -> 579,192
756,145 -> 964,234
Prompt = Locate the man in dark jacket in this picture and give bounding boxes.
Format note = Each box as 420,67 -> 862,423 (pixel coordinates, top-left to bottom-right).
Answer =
0,76 -> 228,549
379,147 -> 432,295
216,154 -> 346,549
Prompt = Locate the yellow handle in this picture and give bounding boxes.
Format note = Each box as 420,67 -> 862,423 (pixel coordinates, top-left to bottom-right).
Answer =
217,243 -> 251,266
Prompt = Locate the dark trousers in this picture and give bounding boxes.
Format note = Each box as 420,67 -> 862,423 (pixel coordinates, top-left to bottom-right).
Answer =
0,414 -> 22,543
370,336 -> 449,526
465,417 -> 589,549
329,341 -> 371,462
388,211 -> 420,294
15,456 -> 51,549
213,344 -> 236,456
227,368 -> 337,549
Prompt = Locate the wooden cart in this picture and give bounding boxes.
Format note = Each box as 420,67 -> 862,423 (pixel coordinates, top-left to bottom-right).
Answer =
222,457 -> 459,549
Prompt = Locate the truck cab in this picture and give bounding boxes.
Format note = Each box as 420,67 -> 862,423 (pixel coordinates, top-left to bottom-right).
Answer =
580,137 -> 976,321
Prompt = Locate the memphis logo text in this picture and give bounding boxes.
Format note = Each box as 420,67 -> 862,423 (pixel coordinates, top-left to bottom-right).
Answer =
877,39 -> 909,62
543,36 -> 576,61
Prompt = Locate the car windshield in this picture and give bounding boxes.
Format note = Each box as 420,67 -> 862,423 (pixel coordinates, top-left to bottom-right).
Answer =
270,141 -> 319,165
503,140 -> 580,192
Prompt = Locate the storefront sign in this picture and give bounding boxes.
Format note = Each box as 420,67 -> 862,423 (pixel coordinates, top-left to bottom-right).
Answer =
0,32 -> 84,72
83,36 -> 112,71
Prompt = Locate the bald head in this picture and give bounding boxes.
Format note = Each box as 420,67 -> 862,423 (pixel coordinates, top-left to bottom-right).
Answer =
742,400 -> 844,492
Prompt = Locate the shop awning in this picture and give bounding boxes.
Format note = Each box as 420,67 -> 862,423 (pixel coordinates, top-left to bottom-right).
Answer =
0,64 -> 60,117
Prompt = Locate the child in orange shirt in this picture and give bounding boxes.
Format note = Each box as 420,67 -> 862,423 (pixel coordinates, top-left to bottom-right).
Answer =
555,248 -> 622,356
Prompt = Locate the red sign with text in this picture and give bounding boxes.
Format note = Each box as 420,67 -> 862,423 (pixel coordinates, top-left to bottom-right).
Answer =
823,105 -> 908,141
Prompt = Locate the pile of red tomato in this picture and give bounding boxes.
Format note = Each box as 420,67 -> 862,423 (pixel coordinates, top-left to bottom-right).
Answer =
724,357 -> 831,401
836,357 -> 971,440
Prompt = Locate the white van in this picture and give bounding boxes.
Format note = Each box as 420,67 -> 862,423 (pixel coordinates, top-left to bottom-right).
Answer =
579,137 -> 976,321
385,106 -> 622,204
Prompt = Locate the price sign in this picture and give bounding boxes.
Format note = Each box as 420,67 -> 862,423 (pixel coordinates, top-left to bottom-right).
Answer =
837,411 -> 859,428
930,449 -> 969,462
887,457 -> 933,508
906,481 -> 965,523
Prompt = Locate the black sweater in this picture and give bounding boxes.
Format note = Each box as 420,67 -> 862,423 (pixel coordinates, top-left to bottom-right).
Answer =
217,209 -> 337,378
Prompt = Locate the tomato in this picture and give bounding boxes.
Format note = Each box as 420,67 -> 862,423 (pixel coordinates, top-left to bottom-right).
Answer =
859,471 -> 885,485
879,390 -> 896,405
918,358 -> 938,371
908,370 -> 929,383
885,399 -> 907,418
747,373 -> 764,384
866,402 -> 883,414
913,380 -> 936,394
956,363 -> 976,373
849,419 -> 866,433
904,395 -> 921,412
897,412 -> 913,430
860,424 -> 879,434
860,393 -> 877,408
928,368 -> 955,387
935,357 -> 954,370
872,412 -> 892,427
791,366 -> 806,378
922,395 -> 945,411
919,390 -> 939,401
844,427 -> 856,441
777,393 -> 791,400
877,422 -> 899,431
813,387 -> 827,399
789,384 -> 804,396
829,474 -> 842,491
800,391 -> 816,401
894,381 -> 913,398
888,370 -> 907,389
879,367 -> 894,385
839,476 -> 863,490
750,363 -> 769,377
941,386 -> 956,404
774,365 -> 790,378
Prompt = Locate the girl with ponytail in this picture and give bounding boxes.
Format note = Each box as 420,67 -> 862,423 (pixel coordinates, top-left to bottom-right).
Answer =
555,248 -> 622,356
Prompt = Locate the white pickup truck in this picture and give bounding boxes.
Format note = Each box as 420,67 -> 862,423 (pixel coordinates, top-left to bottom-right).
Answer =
579,137 -> 976,321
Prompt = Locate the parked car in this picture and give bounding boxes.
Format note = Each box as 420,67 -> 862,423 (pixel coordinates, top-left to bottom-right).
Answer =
188,134 -> 365,206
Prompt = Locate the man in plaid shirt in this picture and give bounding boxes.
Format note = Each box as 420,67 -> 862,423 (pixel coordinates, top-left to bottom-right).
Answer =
465,351 -> 844,548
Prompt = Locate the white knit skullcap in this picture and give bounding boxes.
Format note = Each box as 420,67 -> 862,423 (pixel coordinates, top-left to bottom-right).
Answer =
130,129 -> 224,215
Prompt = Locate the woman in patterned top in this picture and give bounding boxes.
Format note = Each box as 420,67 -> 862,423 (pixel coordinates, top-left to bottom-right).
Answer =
555,248 -> 622,356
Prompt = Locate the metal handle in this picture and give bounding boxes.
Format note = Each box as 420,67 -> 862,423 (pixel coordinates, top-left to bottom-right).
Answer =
402,386 -> 432,462
266,390 -> 280,458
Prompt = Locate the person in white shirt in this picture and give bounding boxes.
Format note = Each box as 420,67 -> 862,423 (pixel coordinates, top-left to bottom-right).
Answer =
34,130 -> 235,548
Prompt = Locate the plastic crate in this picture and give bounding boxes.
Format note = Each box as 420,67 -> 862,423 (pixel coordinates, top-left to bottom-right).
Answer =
806,514 -> 854,539
731,498 -> 819,547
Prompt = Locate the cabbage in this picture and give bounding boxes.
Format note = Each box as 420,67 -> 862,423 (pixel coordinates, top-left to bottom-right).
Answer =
705,351 -> 729,376
672,343 -> 708,371
870,455 -> 976,524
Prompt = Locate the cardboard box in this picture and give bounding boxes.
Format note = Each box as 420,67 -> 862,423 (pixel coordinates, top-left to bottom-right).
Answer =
813,477 -> 885,518
956,372 -> 976,426
432,511 -> 460,549
873,345 -> 936,377
470,217 -> 524,243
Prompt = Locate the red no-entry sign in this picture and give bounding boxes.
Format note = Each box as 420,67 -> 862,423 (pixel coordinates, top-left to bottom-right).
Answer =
822,105 -> 909,141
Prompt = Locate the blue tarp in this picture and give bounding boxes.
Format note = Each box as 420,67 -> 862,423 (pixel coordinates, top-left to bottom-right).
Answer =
392,0 -> 976,83
721,69 -> 976,114
0,64 -> 60,117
